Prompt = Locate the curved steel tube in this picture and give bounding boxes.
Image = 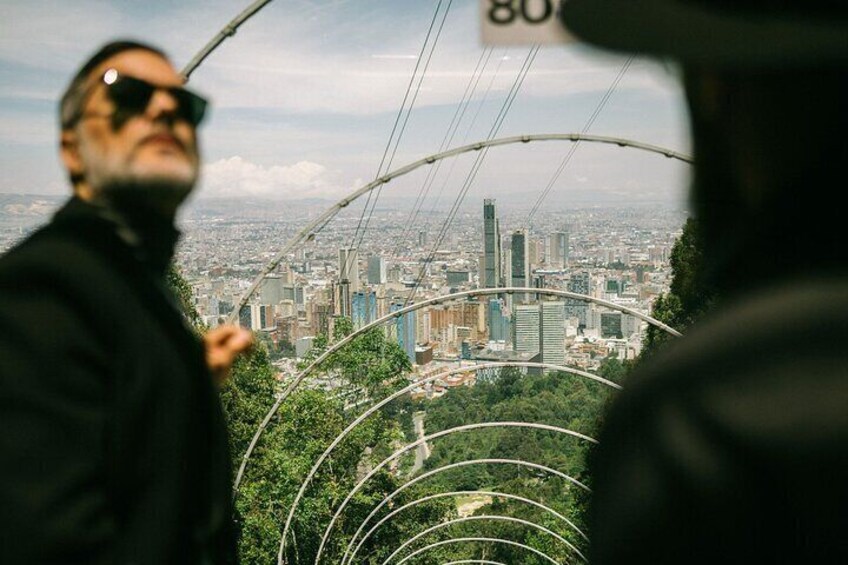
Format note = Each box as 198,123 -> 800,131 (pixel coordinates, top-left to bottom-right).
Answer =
345,488 -> 586,565
235,286 -> 677,495
395,537 -> 561,565
181,0 -> 275,80
225,133 -> 692,326
274,361 -> 614,557
300,422 -> 595,564
382,514 -> 582,565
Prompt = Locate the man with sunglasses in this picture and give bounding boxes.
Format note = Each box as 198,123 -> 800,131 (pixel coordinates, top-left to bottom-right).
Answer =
559,0 -> 848,563
0,41 -> 250,563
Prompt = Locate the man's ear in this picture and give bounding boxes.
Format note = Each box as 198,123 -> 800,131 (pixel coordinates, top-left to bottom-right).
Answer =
60,129 -> 84,180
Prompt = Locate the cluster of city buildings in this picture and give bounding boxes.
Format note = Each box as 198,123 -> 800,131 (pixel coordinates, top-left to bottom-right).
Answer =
182,198 -> 683,381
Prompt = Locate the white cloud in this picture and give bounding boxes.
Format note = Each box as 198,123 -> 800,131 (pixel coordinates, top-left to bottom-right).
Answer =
199,155 -> 346,199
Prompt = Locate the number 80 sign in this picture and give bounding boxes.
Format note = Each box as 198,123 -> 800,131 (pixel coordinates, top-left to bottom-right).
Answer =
480,0 -> 576,45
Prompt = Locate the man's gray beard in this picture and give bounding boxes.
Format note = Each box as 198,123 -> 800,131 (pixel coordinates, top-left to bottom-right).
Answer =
81,142 -> 198,216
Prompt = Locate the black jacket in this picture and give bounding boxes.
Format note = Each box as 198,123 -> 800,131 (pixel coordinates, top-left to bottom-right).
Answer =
589,275 -> 848,563
0,198 -> 236,564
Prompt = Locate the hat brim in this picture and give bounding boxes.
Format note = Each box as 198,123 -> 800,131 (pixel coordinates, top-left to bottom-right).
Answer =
561,0 -> 848,68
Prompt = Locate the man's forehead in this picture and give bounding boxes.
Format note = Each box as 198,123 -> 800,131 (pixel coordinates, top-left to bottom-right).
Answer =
90,49 -> 182,87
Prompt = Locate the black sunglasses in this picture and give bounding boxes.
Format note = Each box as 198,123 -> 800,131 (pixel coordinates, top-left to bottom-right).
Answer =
82,68 -> 208,127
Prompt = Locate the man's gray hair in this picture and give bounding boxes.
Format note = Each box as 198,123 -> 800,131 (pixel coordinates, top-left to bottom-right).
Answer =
59,40 -> 169,187
59,40 -> 168,131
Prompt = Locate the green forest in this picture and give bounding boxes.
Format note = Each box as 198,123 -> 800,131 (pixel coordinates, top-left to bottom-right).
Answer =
169,219 -> 709,564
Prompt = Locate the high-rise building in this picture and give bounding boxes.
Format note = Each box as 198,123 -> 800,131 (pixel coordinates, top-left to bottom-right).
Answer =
310,302 -> 332,336
601,312 -> 624,339
548,230 -> 569,269
565,271 -> 591,328
242,303 -> 273,331
238,305 -> 251,330
351,289 -> 377,328
367,255 -> 387,285
482,199 -> 502,288
511,229 -> 530,302
513,304 -> 540,356
532,273 -> 546,301
541,301 -> 566,366
338,247 -> 360,292
260,275 -> 285,304
488,298 -> 511,343
528,238 -> 544,269
334,280 -> 352,318
390,301 -> 416,364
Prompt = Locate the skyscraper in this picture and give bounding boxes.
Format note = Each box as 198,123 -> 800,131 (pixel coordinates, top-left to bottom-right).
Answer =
367,255 -> 387,285
338,247 -> 360,292
351,289 -> 377,329
482,199 -> 502,289
487,298 -> 511,343
390,301 -> 416,364
511,229 -> 530,301
513,304 -> 540,355
541,301 -> 566,366
548,229 -> 569,269
565,271 -> 591,329
260,275 -> 285,304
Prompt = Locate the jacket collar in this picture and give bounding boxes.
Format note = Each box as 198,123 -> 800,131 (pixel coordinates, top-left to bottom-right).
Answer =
53,196 -> 180,278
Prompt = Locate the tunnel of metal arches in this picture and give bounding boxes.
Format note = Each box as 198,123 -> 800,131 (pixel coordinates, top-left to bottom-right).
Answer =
181,3 -> 690,563
229,288 -> 679,565
219,127 -> 686,565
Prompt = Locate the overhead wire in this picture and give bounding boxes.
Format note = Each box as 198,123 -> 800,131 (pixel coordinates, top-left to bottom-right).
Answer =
414,47 -> 510,242
394,46 -> 494,252
525,55 -> 636,225
339,0 -> 450,283
352,0 -> 454,254
404,45 -> 541,307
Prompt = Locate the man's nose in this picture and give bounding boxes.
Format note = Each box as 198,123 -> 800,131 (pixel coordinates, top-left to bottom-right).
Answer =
146,88 -> 180,122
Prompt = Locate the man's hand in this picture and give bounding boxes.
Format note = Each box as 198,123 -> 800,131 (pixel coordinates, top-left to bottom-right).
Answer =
204,325 -> 253,387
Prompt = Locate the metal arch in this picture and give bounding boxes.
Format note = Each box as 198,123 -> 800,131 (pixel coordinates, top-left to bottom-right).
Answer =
302,423 -> 595,565
235,285 -> 677,496
382,515 -> 582,565
345,488 -> 587,565
271,362 -> 614,558
181,0 -> 275,80
224,133 -> 692,326
350,490 -> 582,561
395,537 -> 561,565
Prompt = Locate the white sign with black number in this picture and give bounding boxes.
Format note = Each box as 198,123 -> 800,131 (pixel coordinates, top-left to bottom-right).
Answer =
480,0 -> 576,45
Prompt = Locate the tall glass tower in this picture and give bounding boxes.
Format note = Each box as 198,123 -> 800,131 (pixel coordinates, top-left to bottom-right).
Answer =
482,199 -> 502,289
511,229 -> 530,302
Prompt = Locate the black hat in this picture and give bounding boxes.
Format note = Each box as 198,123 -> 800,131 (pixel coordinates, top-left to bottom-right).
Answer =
559,0 -> 848,68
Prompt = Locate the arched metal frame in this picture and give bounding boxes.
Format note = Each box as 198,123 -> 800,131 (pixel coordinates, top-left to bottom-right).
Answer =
273,361 -> 615,560
179,8 -> 684,564
346,488 -> 586,565
236,286 -> 679,494
181,0 -> 275,80
395,537 -> 561,565
225,134 -> 692,326
300,423 -> 595,565
346,491 -> 580,565
382,514 -> 583,565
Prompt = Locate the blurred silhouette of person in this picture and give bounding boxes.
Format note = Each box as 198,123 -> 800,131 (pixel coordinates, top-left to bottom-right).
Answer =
0,41 -> 251,563
561,1 -> 848,562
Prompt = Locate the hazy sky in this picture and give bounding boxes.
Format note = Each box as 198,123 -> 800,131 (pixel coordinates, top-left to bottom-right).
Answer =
0,0 -> 692,208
